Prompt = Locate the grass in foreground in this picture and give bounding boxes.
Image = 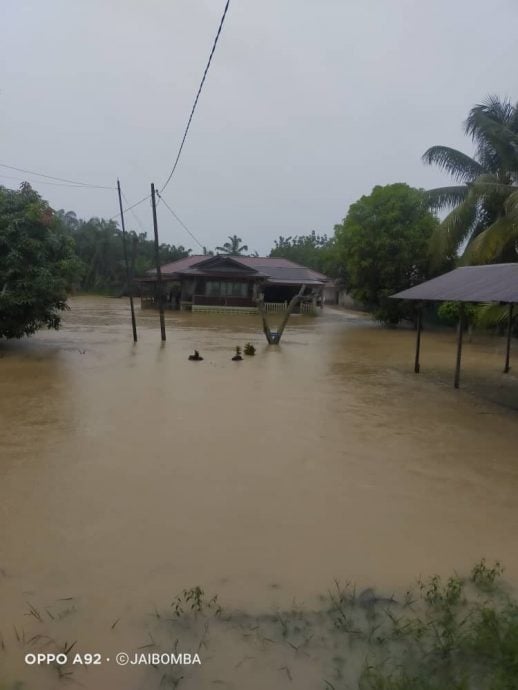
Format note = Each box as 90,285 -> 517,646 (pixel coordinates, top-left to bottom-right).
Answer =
2,560 -> 517,689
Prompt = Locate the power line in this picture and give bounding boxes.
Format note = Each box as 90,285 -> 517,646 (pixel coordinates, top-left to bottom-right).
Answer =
0,162 -> 115,190
156,190 -> 205,251
110,193 -> 151,221
159,0 -> 230,193
0,173 -> 115,190
121,190 -> 148,234
2,1 -> 230,225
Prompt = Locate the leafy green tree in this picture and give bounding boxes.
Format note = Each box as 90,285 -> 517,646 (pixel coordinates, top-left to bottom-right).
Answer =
128,232 -> 190,279
54,212 -> 190,292
423,96 -> 518,265
0,184 -> 81,338
69,217 -> 123,291
334,183 -> 438,324
215,235 -> 248,256
270,231 -> 338,276
437,301 -> 478,330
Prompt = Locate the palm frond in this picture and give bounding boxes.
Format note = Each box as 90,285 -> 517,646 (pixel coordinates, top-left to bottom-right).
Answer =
504,189 -> 518,219
424,186 -> 468,210
465,98 -> 518,175
422,146 -> 485,182
465,96 -> 515,134
428,195 -> 478,267
476,302 -> 514,329
463,215 -> 518,264
470,175 -> 516,200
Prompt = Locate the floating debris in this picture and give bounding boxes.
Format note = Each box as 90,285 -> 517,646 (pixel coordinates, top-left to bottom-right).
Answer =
188,350 -> 204,361
232,346 -> 243,361
244,343 -> 256,356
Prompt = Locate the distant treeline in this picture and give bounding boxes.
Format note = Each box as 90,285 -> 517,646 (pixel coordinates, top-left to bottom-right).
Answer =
55,210 -> 191,294
55,211 -> 341,295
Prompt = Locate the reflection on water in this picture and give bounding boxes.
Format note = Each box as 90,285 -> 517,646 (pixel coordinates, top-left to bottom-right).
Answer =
1,296 -> 517,689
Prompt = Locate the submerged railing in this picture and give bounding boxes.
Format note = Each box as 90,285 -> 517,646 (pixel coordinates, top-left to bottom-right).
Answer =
300,302 -> 317,314
263,301 -> 288,312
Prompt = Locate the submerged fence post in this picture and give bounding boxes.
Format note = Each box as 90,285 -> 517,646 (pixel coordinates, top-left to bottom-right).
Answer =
414,307 -> 422,373
150,183 -> 166,342
117,179 -> 138,343
454,303 -> 465,389
504,303 -> 514,373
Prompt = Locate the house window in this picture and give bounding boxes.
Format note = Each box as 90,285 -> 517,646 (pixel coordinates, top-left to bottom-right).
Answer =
205,281 -> 248,297
206,281 -> 221,296
222,281 -> 248,297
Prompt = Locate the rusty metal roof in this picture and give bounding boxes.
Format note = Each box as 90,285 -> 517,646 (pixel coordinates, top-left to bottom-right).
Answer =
392,263 -> 518,303
144,255 -> 329,285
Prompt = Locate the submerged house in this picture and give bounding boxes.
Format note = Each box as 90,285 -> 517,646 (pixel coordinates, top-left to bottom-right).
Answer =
137,255 -> 330,314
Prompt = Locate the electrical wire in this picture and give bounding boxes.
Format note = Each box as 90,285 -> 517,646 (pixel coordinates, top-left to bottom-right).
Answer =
0,173 -> 115,190
110,193 -> 151,221
156,190 -> 205,251
159,0 -> 230,193
3,2 -> 230,224
0,162 -> 115,190
121,190 -> 148,234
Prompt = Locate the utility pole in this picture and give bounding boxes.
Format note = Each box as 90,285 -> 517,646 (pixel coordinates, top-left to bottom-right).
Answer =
117,179 -> 138,343
150,183 -> 166,341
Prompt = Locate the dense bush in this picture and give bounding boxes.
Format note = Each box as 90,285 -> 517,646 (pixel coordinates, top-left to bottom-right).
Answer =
0,184 -> 80,338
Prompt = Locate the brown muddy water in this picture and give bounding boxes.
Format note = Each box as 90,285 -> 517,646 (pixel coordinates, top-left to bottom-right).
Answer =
1,296 -> 518,689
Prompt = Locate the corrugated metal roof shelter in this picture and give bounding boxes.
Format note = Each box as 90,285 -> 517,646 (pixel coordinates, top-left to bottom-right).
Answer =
391,264 -> 518,388
392,264 -> 518,303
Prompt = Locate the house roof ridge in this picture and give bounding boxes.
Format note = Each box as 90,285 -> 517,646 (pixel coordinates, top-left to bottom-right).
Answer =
144,252 -> 331,283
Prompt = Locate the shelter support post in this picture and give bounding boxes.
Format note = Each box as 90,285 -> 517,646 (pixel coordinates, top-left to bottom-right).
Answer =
454,304 -> 465,389
414,307 -> 422,374
504,303 -> 514,373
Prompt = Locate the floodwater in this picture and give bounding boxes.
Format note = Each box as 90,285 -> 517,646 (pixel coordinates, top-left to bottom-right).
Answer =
1,296 -> 518,689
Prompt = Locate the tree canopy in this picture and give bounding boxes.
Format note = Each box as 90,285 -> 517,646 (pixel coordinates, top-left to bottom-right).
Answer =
55,211 -> 190,293
0,184 -> 80,338
270,231 -> 338,276
423,96 -> 518,266
334,183 -> 438,324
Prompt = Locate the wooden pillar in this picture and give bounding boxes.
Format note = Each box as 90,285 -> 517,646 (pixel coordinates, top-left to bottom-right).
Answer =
504,303 -> 514,373
414,307 -> 422,374
454,303 -> 465,389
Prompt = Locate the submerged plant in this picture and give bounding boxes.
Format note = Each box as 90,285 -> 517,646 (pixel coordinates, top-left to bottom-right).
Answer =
6,563 -> 517,690
470,559 -> 504,592
170,587 -> 222,618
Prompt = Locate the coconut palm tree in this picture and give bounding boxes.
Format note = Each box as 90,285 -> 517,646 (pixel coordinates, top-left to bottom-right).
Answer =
215,235 -> 249,256
55,209 -> 79,230
423,96 -> 518,266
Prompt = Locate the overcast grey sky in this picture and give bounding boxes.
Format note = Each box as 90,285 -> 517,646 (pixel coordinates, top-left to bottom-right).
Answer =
2,0 -> 517,254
